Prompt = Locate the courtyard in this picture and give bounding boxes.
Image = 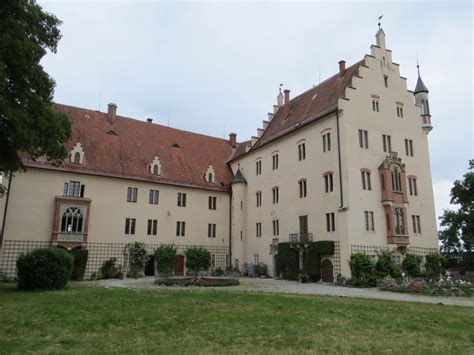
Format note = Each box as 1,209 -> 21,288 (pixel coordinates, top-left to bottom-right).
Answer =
1,281 -> 473,353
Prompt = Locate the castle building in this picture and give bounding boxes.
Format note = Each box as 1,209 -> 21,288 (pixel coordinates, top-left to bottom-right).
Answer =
0,28 -> 438,280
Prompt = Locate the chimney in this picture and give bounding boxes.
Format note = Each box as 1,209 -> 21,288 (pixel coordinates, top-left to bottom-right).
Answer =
146,118 -> 153,123
283,89 -> 290,104
107,103 -> 117,124
229,132 -> 237,148
338,60 -> 346,76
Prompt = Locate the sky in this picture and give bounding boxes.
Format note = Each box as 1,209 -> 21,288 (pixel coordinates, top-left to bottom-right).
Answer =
39,0 -> 473,226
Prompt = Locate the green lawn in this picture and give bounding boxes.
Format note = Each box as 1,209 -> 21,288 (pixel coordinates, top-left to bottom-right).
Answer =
0,283 -> 473,353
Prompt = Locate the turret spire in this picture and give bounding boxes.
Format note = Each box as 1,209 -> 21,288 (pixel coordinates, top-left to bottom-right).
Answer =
414,61 -> 429,94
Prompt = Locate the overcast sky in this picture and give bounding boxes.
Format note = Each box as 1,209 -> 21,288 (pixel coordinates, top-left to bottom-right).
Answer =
39,1 -> 472,226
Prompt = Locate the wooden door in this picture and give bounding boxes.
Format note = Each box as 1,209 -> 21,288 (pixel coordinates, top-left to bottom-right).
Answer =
174,255 -> 185,275
321,259 -> 334,283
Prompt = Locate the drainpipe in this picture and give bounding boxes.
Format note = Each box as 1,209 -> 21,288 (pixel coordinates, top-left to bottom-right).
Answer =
336,109 -> 345,209
0,173 -> 13,248
228,188 -> 232,269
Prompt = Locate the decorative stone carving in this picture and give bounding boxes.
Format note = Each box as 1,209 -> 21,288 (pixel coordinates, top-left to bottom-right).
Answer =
150,156 -> 162,175
379,151 -> 405,172
70,142 -> 84,164
205,165 -> 216,183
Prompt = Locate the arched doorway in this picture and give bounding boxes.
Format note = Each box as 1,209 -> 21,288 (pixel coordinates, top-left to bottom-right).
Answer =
145,255 -> 155,276
321,259 -> 334,283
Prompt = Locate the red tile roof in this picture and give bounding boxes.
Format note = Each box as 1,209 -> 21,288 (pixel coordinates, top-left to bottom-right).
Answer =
230,60 -> 364,161
22,104 -> 236,191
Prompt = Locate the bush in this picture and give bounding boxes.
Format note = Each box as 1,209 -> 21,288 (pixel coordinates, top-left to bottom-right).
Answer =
256,263 -> 268,277
348,253 -> 376,287
375,251 -> 401,279
299,273 -> 309,283
100,258 -> 119,279
154,277 -> 239,287
402,254 -> 422,277
185,247 -> 211,277
276,243 -> 299,280
17,248 -> 74,291
70,249 -> 88,280
425,253 -> 445,278
154,244 -> 177,274
212,267 -> 224,276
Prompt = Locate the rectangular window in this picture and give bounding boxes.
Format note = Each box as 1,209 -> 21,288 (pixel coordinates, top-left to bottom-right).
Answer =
382,134 -> 391,153
394,208 -> 405,235
397,106 -> 404,118
326,212 -> 335,232
323,133 -> 331,152
299,180 -> 307,198
408,178 -> 418,196
125,218 -> 136,235
272,154 -> 279,170
272,187 -> 279,204
149,189 -> 159,204
299,215 -> 308,235
208,196 -> 217,210
127,187 -> 138,203
147,219 -> 157,236
256,191 -> 262,207
372,100 -> 379,112
256,222 -> 262,238
256,160 -> 262,175
177,192 -> 187,207
412,215 -> 422,234
324,174 -> 334,193
298,143 -> 306,161
405,139 -> 414,157
176,221 -> 186,237
64,181 -> 82,197
361,171 -> 372,191
208,223 -> 216,238
273,220 -> 280,236
364,211 -> 375,232
358,129 -> 368,149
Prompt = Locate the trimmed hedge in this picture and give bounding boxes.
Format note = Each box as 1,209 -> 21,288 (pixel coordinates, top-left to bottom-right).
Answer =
17,248 -> 74,291
276,243 -> 299,280
303,241 -> 335,282
402,253 -> 422,277
154,244 -> 177,274
185,247 -> 211,276
70,249 -> 88,280
154,277 -> 239,287
349,253 -> 376,287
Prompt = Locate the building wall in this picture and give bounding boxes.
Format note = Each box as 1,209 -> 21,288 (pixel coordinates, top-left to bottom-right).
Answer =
1,168 -> 230,248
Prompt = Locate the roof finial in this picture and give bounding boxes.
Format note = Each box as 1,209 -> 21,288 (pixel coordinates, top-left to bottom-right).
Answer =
279,83 -> 283,93
416,53 -> 421,77
378,14 -> 383,29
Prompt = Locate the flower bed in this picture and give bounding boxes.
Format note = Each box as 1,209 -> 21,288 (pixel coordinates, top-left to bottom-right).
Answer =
154,276 -> 239,287
381,279 -> 473,297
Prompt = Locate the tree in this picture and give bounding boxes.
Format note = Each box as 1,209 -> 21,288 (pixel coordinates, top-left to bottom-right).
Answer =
439,160 -> 474,255
185,247 -> 211,279
154,244 -> 177,275
0,0 -> 72,181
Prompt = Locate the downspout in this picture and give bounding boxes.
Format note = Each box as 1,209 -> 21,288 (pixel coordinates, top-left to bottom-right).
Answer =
228,187 -> 232,269
0,173 -> 13,248
336,109 -> 345,210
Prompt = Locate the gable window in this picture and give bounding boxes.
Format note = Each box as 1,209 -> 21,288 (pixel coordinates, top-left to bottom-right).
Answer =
272,154 -> 279,170
153,165 -> 159,175
323,133 -> 331,152
73,152 -> 81,164
358,129 -> 368,149
150,156 -> 162,175
372,100 -> 380,112
382,134 -> 391,153
326,212 -> 335,232
208,223 -> 216,238
408,177 -> 418,196
127,187 -> 138,203
405,139 -> 414,157
125,218 -> 136,235
147,219 -> 158,236
394,208 -> 405,235
64,181 -> 84,198
361,170 -> 372,191
177,192 -> 187,207
208,173 -> 213,182
256,222 -> 262,238
298,179 -> 307,198
208,196 -> 217,210
272,187 -> 279,204
176,221 -> 186,237
60,207 -> 84,233
364,211 -> 375,232
273,220 -> 280,236
391,167 -> 402,192
324,172 -> 334,193
256,191 -> 262,207
412,215 -> 421,234
298,142 -> 306,161
149,189 -> 159,204
256,160 -> 262,175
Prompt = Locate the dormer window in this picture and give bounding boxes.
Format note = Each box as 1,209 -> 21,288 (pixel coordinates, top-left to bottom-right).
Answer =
69,142 -> 84,165
204,165 -> 216,183
149,156 -> 162,176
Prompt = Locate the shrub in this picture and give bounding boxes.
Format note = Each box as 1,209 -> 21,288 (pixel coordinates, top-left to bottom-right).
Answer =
276,243 -> 299,280
100,258 -> 119,279
17,248 -> 74,291
348,253 -> 376,287
185,247 -> 211,278
256,263 -> 268,277
70,249 -> 88,281
126,242 -> 148,277
154,244 -> 177,274
402,253 -> 422,277
425,253 -> 445,278
299,273 -> 309,283
213,267 -> 224,276
154,277 -> 239,287
375,251 -> 401,279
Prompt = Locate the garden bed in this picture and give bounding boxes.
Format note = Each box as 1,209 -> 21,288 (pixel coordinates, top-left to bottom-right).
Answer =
154,276 -> 239,287
381,279 -> 473,297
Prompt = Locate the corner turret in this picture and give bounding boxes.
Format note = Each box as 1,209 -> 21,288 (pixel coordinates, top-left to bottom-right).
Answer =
413,64 -> 432,134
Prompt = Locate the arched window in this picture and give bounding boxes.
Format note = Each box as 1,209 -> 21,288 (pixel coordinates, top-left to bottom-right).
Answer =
208,173 -> 213,183
391,167 -> 402,192
60,207 -> 84,233
153,164 -> 159,175
73,152 -> 81,164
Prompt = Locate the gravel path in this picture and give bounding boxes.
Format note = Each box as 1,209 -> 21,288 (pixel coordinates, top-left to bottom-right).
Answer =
98,277 -> 474,307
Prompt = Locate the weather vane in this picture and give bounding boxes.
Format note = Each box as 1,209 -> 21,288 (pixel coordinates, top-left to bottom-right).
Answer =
378,15 -> 383,29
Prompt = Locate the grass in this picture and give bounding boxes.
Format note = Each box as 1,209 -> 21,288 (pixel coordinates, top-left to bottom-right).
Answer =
0,283 -> 473,353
